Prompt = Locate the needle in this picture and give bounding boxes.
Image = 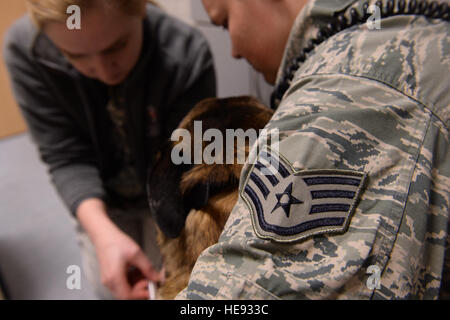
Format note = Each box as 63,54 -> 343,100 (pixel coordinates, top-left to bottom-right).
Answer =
148,281 -> 156,300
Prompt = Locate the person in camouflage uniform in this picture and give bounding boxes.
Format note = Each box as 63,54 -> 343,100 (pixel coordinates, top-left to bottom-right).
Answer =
177,0 -> 450,299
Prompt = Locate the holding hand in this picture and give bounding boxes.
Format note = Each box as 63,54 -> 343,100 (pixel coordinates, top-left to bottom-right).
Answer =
95,229 -> 164,300
77,198 -> 164,300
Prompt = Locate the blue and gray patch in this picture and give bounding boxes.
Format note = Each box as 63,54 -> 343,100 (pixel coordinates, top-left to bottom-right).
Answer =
242,149 -> 367,242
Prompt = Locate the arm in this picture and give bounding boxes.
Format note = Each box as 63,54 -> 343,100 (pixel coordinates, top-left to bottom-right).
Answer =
3,22 -> 163,299
77,198 -> 163,299
177,75 -> 450,299
3,22 -> 105,216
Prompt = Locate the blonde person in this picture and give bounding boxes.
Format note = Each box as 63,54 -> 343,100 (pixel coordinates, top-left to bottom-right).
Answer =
4,0 -> 216,299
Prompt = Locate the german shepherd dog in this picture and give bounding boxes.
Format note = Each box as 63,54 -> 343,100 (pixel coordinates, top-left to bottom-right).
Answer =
147,96 -> 273,299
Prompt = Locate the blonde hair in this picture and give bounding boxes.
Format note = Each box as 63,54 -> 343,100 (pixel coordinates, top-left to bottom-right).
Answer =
26,0 -> 158,29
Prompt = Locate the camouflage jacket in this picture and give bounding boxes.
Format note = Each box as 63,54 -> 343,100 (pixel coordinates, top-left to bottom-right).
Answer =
178,0 -> 450,299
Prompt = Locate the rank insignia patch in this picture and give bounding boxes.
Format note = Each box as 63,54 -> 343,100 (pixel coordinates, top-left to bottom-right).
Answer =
242,149 -> 367,242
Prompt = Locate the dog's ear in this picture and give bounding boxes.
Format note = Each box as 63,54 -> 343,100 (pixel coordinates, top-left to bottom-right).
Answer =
147,145 -> 191,238
147,96 -> 274,238
183,182 -> 210,211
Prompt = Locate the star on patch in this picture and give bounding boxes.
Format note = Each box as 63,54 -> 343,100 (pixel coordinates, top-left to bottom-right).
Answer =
271,182 -> 303,218
242,148 -> 367,242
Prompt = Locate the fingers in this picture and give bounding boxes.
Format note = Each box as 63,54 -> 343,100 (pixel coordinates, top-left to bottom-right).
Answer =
99,241 -> 164,300
130,249 -> 165,283
129,279 -> 151,300
109,265 -> 133,300
107,267 -> 148,300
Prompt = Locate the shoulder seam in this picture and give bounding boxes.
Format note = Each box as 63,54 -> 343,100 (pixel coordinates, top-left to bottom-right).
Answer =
286,73 -> 449,132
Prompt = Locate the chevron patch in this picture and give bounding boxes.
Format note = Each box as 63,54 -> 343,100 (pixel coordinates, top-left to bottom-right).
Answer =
242,150 -> 367,242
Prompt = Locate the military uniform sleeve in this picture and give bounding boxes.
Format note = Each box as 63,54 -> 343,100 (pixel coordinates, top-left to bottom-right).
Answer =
3,24 -> 106,216
177,72 -> 449,300
177,10 -> 450,300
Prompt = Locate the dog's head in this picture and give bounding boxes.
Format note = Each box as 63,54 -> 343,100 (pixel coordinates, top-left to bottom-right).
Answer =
147,96 -> 273,238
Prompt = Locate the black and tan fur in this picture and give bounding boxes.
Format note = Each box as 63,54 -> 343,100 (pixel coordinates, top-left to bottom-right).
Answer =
147,96 -> 273,299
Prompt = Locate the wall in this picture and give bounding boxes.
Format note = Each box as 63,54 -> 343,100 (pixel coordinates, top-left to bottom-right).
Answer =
0,0 -> 27,139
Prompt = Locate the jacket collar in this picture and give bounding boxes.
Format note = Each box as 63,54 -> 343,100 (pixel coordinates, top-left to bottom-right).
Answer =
277,0 -> 449,88
276,0 -> 362,84
276,0 -> 359,86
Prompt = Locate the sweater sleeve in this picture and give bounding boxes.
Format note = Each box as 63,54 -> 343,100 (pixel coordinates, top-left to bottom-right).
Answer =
3,20 -> 106,216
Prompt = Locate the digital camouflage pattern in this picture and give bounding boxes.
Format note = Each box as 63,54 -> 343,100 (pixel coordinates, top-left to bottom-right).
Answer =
177,0 -> 450,299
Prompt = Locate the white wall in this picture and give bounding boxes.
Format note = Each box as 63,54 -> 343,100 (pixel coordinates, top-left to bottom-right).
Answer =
158,0 -> 273,106
157,0 -> 194,25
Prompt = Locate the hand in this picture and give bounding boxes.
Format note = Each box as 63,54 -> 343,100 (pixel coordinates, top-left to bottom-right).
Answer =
95,228 -> 163,300
76,198 -> 164,300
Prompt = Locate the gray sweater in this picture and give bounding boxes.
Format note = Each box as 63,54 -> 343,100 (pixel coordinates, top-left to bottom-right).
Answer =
3,5 -> 216,216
